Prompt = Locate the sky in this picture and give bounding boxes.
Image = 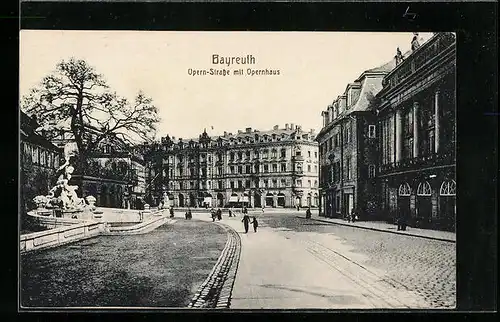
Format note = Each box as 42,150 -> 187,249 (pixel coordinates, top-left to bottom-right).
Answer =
20,31 -> 433,140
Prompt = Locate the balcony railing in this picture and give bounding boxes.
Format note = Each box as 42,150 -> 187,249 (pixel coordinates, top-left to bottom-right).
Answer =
379,151 -> 455,174
384,33 -> 455,91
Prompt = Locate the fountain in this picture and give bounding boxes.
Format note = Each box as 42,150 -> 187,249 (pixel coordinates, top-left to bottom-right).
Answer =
31,142 -> 96,220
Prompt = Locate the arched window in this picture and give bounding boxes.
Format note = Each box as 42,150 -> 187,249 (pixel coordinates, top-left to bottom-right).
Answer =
398,182 -> 411,196
417,181 -> 432,196
440,180 -> 456,196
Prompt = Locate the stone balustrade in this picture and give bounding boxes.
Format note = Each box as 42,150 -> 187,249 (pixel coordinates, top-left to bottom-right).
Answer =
20,220 -> 107,254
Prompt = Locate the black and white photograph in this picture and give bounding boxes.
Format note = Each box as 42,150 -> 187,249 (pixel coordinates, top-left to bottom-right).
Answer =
19,31 -> 457,310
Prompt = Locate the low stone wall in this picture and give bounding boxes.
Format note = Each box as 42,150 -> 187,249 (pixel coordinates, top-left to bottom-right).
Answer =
28,214 -> 85,229
20,221 -> 107,254
21,209 -> 169,253
105,215 -> 172,235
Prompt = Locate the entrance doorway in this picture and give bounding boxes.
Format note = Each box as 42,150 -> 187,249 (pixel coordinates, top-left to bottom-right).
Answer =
440,180 -> 456,232
398,182 -> 411,225
178,194 -> 185,207
254,192 -> 261,208
416,181 -> 432,228
277,193 -> 285,207
343,193 -> 354,217
265,193 -> 274,207
217,193 -> 224,207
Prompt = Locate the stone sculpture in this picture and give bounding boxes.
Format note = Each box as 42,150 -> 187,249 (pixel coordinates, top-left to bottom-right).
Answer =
33,142 -> 94,213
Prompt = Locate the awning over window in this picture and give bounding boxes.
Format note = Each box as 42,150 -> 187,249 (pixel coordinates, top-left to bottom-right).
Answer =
229,195 -> 239,202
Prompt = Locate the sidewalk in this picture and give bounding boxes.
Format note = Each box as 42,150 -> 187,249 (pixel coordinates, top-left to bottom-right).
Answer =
298,214 -> 455,243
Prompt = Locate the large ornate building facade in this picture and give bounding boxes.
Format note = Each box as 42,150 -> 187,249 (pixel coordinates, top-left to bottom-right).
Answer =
316,60 -> 395,220
317,32 -> 456,232
377,32 -> 456,231
144,124 -> 319,209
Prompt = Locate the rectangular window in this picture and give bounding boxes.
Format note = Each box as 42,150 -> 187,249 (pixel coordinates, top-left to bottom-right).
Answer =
368,125 -> 376,138
308,151 -> 311,157
346,157 -> 352,180
314,151 -> 318,158
218,181 -> 223,189
368,164 -> 376,178
238,181 -> 243,189
281,149 -> 286,158
272,180 -> 277,188
230,181 -> 235,189
281,163 -> 286,172
246,165 -> 251,173
264,164 -> 269,172
281,179 -> 286,187
238,166 -> 243,174
296,180 -> 302,187
246,180 -> 250,188
272,164 -> 277,172
307,165 -> 311,172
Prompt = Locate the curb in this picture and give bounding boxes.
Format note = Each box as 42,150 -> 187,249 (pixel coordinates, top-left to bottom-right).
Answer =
297,216 -> 455,243
187,222 -> 242,308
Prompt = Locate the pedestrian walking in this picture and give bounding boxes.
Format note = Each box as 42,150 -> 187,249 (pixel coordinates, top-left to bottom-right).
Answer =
351,208 -> 357,223
305,207 -> 312,219
169,207 -> 174,218
296,205 -> 300,211
251,216 -> 259,232
242,213 -> 251,233
211,208 -> 216,222
261,207 -> 265,213
217,208 -> 222,221
228,209 -> 233,217
401,211 -> 408,231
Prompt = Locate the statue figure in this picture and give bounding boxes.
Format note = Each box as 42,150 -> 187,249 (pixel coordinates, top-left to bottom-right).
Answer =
395,47 -> 404,65
411,33 -> 420,51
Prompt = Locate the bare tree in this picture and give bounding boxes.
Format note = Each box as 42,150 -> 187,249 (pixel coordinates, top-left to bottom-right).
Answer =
21,58 -> 160,165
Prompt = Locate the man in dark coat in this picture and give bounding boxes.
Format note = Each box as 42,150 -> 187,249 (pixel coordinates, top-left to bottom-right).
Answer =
305,207 -> 312,219
169,207 -> 174,218
242,213 -> 251,233
251,216 -> 259,232
217,208 -> 222,221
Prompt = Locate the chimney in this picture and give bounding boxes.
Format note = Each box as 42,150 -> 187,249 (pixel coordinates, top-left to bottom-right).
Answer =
172,136 -> 175,140
246,127 -> 252,133
310,129 -> 315,134
290,123 -> 295,130
297,125 -> 302,131
224,131 -> 227,137
229,133 -> 233,136
273,125 -> 279,130
238,130 -> 243,134
285,123 -> 289,130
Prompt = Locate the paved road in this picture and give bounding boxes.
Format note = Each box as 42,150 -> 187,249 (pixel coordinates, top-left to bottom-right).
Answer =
199,211 -> 455,309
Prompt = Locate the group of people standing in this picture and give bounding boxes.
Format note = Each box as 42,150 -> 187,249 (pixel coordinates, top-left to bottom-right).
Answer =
210,208 -> 223,221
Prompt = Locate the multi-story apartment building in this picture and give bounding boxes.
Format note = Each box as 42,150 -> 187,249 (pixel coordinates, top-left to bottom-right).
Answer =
316,60 -> 395,219
20,111 -> 63,214
144,124 -> 319,209
377,32 -> 456,231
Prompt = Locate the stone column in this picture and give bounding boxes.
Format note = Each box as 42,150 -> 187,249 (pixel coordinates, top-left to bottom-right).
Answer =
413,102 -> 420,158
435,89 -> 440,153
395,109 -> 403,162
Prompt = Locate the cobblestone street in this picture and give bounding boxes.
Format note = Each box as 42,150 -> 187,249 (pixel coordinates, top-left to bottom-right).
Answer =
261,213 -> 456,308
